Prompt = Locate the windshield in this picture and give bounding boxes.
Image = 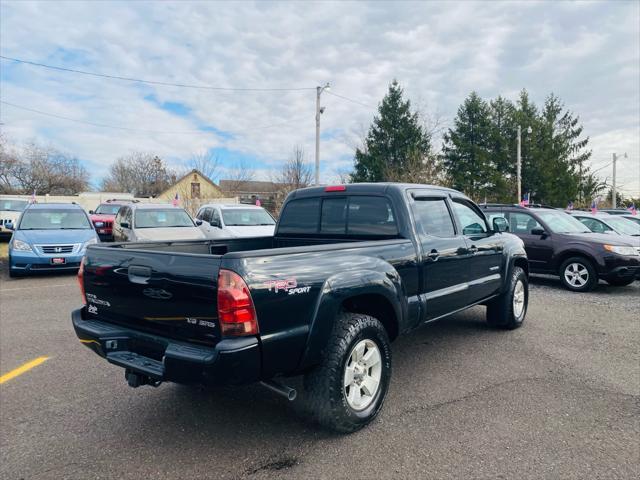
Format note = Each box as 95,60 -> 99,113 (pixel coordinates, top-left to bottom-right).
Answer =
95,204 -> 122,215
535,211 -> 591,233
134,208 -> 195,228
19,209 -> 91,230
1,199 -> 28,212
221,208 -> 275,226
606,216 -> 640,235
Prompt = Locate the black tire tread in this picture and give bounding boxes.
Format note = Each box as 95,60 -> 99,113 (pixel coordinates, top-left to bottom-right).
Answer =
486,266 -> 527,330
302,312 -> 390,433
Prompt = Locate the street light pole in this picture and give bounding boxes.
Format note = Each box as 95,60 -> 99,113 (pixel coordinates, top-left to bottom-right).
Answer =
612,152 -> 617,208
516,125 -> 532,204
315,83 -> 330,185
517,125 -> 522,203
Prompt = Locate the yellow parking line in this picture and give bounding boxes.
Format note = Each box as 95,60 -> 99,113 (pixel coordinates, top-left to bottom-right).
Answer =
0,356 -> 50,385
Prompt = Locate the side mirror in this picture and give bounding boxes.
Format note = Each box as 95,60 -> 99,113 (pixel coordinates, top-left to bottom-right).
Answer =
120,222 -> 130,229
4,221 -> 14,230
492,217 -> 509,233
195,220 -> 203,226
89,210 -> 94,214
210,219 -> 221,228
530,227 -> 547,236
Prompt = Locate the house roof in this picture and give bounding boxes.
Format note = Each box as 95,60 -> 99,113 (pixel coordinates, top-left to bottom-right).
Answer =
218,179 -> 284,193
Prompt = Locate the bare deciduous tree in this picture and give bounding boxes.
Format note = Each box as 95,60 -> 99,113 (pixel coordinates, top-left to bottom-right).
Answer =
185,150 -> 220,182
383,150 -> 445,185
221,158 -> 255,192
271,146 -> 313,212
101,152 -> 175,197
1,137 -> 90,194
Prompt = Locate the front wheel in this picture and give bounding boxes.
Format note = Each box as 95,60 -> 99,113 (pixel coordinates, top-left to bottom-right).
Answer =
302,312 -> 391,433
486,266 -> 528,329
559,257 -> 597,292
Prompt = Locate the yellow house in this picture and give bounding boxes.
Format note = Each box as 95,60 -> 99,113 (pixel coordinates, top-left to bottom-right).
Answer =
158,169 -> 224,214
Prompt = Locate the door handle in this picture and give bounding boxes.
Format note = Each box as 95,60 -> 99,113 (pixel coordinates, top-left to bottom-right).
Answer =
468,245 -> 478,254
427,249 -> 439,261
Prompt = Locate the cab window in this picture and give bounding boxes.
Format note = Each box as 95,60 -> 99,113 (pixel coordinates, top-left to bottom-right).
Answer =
452,200 -> 488,235
412,198 -> 456,237
509,212 -> 542,235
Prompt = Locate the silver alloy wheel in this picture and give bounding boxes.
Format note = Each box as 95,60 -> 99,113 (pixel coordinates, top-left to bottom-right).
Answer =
343,339 -> 382,411
513,279 -> 525,319
564,262 -> 589,288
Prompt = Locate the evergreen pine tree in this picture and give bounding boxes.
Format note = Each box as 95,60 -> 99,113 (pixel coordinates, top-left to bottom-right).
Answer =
352,80 -> 431,182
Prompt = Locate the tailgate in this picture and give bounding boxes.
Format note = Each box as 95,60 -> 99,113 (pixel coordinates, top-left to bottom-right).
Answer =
82,245 -> 222,345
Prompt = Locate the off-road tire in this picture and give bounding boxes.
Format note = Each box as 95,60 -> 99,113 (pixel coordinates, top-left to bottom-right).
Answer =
302,312 -> 391,433
559,256 -> 598,292
486,266 -> 528,329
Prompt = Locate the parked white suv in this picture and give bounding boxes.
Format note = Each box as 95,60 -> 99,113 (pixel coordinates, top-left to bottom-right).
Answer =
195,204 -> 275,239
0,197 -> 29,239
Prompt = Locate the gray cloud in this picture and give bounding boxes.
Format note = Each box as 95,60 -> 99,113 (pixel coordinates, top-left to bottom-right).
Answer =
0,0 -> 638,194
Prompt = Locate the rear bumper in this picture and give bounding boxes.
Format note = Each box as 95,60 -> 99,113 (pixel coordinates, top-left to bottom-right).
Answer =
71,308 -> 261,386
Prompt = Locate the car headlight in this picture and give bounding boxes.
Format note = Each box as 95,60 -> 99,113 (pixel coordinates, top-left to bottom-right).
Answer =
604,244 -> 639,256
94,221 -> 105,228
11,239 -> 32,252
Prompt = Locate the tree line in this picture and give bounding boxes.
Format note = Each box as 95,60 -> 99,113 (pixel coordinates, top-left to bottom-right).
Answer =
351,81 -> 626,207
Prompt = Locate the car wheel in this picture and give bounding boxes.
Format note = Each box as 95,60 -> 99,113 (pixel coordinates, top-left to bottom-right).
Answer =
605,277 -> 636,287
302,312 -> 391,433
559,257 -> 598,292
486,266 -> 528,329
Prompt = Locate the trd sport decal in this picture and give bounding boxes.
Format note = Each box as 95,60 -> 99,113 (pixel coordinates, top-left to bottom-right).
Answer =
264,278 -> 311,295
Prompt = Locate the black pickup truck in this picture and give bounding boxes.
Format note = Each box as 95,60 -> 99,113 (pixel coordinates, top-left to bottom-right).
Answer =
72,183 -> 528,432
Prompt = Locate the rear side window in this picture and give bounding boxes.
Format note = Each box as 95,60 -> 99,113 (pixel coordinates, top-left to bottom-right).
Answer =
278,195 -> 398,237
278,198 -> 321,234
321,197 -> 347,234
347,197 -> 398,236
412,198 -> 455,237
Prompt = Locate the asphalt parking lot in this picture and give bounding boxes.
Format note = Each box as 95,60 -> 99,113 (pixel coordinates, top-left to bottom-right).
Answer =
1,266 -> 638,479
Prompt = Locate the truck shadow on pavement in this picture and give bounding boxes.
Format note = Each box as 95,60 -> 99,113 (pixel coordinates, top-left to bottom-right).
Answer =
88,307 -> 501,457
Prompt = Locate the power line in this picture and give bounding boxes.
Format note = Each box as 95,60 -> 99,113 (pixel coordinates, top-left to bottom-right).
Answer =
0,100 -> 308,135
590,161 -> 613,173
0,55 -> 316,92
326,90 -> 374,109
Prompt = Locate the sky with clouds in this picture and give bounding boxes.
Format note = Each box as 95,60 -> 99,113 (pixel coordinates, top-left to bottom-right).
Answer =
1,0 -> 638,196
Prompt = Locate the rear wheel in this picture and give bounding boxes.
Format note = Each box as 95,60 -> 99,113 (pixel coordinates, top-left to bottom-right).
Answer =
605,277 -> 636,287
302,312 -> 391,433
487,266 -> 528,329
559,257 -> 597,292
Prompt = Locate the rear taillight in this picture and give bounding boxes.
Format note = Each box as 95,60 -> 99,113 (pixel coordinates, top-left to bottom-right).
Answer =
325,185 -> 346,192
217,269 -> 258,336
78,257 -> 87,305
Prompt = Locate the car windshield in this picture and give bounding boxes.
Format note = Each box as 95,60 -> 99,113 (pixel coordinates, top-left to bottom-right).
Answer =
221,208 -> 275,226
535,211 -> 591,233
134,208 -> 195,228
1,199 -> 28,212
95,204 -> 122,215
623,216 -> 640,226
605,216 -> 640,236
19,209 -> 91,230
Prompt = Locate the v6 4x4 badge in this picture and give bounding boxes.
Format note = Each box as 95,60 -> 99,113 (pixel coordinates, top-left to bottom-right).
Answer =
265,278 -> 311,295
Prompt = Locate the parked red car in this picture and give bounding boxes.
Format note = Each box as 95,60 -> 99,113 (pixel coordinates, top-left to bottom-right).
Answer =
89,200 -> 136,241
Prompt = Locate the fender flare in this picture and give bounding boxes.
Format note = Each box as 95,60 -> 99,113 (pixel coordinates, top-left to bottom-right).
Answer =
297,268 -> 405,371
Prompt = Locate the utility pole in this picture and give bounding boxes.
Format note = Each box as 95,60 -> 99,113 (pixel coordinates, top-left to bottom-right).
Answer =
315,83 -> 330,185
516,125 -> 522,203
516,125 -> 532,204
612,153 -> 617,208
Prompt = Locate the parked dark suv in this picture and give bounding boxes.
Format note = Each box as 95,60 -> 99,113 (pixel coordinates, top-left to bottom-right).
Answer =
482,205 -> 639,291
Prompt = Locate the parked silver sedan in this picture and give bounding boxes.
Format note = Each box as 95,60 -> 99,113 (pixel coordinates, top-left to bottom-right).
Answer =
112,203 -> 206,242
